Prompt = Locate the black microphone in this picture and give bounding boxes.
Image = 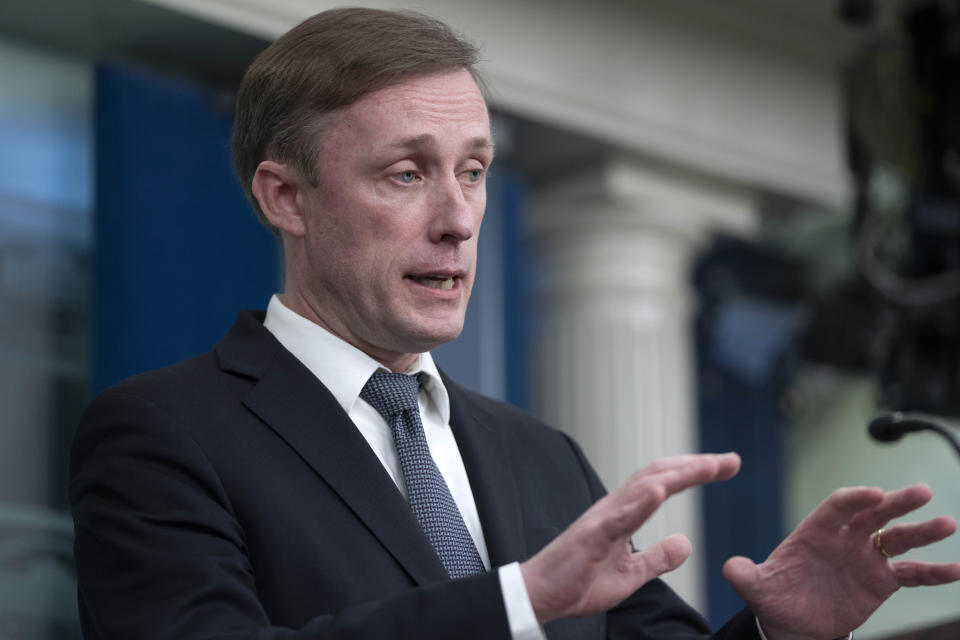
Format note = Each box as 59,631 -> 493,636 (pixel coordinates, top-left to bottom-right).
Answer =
868,412 -> 960,460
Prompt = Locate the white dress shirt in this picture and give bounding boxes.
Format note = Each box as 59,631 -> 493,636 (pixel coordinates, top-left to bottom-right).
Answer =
263,295 -> 544,639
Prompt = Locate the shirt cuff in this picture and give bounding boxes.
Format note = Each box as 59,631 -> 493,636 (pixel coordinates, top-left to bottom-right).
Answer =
755,616 -> 852,640
498,562 -> 546,640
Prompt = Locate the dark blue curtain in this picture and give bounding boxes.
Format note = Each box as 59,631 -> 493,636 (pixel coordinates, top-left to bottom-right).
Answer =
93,62 -> 279,393
695,238 -> 807,626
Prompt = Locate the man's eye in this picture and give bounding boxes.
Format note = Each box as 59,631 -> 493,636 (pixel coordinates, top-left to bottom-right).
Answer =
466,169 -> 483,182
398,170 -> 417,183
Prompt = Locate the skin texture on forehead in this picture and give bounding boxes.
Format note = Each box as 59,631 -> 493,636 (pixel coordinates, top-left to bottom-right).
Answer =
267,70 -> 494,372
320,77 -> 492,175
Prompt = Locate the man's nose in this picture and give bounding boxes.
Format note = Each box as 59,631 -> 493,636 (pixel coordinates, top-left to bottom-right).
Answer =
428,175 -> 476,243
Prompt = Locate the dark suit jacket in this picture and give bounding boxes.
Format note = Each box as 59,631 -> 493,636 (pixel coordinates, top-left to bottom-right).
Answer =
70,310 -> 759,639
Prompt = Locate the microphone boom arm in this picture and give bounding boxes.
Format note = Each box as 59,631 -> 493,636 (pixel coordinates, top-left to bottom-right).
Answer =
868,412 -> 960,461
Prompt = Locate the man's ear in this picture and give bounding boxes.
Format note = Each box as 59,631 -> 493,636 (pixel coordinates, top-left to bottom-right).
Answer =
251,160 -> 307,237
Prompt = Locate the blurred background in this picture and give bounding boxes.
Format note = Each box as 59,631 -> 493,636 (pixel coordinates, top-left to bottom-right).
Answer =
0,0 -> 958,637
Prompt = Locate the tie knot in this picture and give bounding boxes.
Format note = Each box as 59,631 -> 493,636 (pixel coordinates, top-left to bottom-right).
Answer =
360,372 -> 422,420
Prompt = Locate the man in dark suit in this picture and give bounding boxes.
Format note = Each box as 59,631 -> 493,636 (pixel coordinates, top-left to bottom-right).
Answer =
70,8 -> 960,640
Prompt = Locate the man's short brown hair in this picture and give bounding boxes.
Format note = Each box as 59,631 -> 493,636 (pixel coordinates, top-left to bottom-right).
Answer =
233,8 -> 482,231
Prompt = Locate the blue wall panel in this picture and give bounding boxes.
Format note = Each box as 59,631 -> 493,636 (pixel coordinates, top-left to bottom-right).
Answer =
695,241 -> 805,627
93,63 -> 279,393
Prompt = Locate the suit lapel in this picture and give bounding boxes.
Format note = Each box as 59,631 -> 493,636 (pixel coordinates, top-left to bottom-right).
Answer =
444,376 -> 528,568
216,311 -> 448,586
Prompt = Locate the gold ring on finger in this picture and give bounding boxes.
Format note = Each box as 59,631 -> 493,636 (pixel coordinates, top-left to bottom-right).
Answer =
873,528 -> 893,559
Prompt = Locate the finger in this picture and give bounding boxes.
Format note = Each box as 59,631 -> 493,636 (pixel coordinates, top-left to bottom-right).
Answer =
876,516 -> 958,557
640,452 -> 740,478
606,454 -> 740,537
641,454 -> 714,475
631,533 -> 692,579
805,486 -> 885,531
891,560 -> 960,587
721,555 -> 761,600
711,452 -> 741,482
630,453 -> 740,499
849,484 -> 934,533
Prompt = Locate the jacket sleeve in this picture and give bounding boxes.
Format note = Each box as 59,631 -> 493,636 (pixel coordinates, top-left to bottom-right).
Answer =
70,389 -> 510,640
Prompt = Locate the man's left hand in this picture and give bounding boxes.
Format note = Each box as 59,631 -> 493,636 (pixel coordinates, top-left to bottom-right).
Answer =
722,484 -> 960,640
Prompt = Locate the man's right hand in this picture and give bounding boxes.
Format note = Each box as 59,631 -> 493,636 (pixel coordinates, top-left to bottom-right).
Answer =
519,452 -> 741,624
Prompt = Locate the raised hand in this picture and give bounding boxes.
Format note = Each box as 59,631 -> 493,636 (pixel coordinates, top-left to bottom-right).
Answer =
520,452 -> 741,624
723,484 -> 960,640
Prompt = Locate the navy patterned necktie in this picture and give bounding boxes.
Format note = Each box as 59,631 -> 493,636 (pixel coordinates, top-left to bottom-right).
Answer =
360,371 -> 486,579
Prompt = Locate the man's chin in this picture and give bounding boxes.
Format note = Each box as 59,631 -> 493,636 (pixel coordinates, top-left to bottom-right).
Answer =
391,319 -> 465,354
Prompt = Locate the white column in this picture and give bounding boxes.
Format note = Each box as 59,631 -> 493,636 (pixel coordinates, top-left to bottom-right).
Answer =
529,158 -> 756,608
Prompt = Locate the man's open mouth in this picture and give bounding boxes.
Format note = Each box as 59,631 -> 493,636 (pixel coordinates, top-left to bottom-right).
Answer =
411,276 -> 456,290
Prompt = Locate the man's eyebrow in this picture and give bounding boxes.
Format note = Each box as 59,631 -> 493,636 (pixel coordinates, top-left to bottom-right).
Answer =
383,134 -> 496,157
473,136 -> 496,158
469,136 -> 496,154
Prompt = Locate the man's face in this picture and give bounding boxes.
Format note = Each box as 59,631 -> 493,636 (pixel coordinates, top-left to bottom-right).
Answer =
290,70 -> 493,367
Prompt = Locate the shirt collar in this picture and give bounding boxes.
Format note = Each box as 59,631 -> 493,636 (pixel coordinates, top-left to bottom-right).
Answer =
262,294 -> 450,424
